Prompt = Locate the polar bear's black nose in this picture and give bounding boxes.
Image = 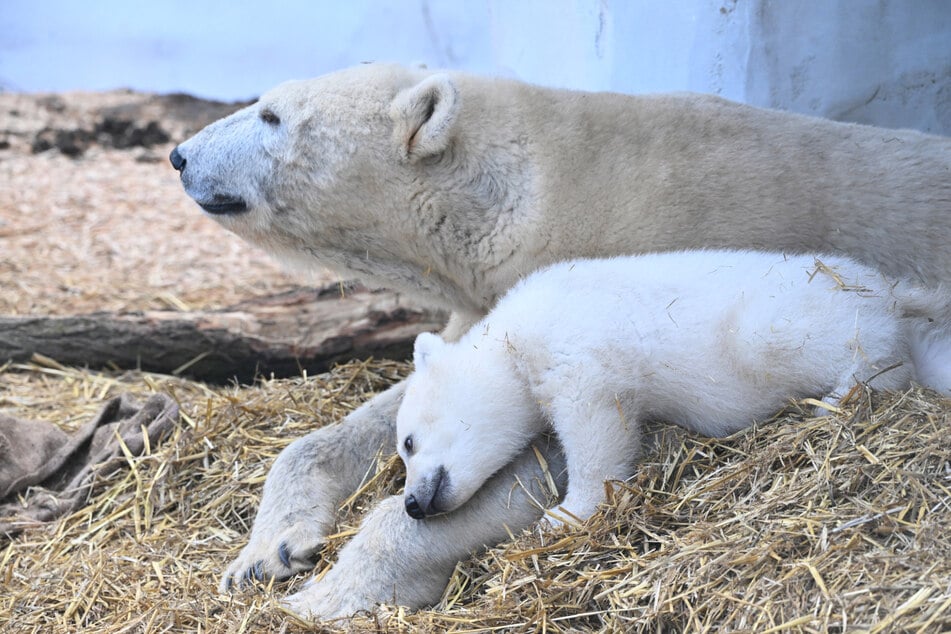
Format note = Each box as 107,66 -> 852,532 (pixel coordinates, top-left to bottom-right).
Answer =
405,495 -> 426,520
169,146 -> 186,172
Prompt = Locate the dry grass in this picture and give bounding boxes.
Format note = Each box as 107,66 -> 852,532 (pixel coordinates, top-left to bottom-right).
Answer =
1,358 -> 948,633
0,358 -> 409,634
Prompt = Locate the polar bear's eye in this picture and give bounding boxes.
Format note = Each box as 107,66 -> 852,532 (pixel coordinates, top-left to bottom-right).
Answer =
403,435 -> 414,454
260,108 -> 281,125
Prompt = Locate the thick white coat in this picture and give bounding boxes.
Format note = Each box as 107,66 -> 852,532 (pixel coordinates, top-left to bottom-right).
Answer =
398,251 -> 950,522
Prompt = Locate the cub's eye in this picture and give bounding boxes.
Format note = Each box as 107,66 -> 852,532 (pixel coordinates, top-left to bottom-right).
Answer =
260,108 -> 280,125
403,435 -> 414,454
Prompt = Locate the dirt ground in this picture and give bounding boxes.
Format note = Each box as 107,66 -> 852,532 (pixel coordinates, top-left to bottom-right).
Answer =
0,89 -> 336,316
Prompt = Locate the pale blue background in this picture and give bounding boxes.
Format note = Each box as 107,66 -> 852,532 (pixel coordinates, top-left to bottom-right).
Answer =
2,1 -> 949,133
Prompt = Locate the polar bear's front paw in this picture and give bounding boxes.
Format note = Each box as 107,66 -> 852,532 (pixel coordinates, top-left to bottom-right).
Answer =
219,518 -> 327,592
277,529 -> 391,622
279,495 -> 458,621
280,575 -> 370,622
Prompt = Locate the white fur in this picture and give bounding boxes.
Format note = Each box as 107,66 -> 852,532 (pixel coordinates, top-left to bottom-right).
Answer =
174,63 -> 951,321
169,63 -> 951,619
398,251 -> 951,524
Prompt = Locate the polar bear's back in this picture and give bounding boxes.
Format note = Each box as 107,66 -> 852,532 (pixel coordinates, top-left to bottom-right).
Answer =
479,250 -> 917,435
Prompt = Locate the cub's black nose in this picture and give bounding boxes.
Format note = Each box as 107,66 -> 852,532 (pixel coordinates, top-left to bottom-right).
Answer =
169,146 -> 186,172
405,494 -> 426,520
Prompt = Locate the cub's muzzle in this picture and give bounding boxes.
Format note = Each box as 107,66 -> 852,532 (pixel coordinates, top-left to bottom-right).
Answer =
404,465 -> 449,520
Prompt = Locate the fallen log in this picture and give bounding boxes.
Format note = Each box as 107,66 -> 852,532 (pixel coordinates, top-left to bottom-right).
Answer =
0,285 -> 447,383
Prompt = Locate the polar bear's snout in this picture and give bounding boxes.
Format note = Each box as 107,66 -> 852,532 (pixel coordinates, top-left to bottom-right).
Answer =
169,146 -> 186,172
169,144 -> 250,215
404,465 -> 450,520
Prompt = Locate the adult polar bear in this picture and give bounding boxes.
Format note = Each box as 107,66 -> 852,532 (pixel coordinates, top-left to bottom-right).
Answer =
170,63 -> 951,619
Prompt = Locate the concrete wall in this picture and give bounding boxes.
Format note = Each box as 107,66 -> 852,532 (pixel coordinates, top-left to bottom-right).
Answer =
2,0 -> 948,134
487,0 -> 950,134
744,1 -> 951,133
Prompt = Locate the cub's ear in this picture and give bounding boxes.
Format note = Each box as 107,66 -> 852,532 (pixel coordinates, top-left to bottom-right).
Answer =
413,332 -> 445,370
390,74 -> 459,162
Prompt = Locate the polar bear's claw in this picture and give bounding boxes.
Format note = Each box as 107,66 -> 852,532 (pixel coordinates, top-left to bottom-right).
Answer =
278,542 -> 292,568
219,518 -> 327,593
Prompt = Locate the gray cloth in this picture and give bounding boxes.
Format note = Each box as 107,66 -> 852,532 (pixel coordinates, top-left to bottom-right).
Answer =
0,393 -> 179,538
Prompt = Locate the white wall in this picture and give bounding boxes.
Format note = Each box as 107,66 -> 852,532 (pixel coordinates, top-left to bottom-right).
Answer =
486,0 -> 950,134
0,1 -> 496,100
744,1 -> 951,133
2,0 -> 948,134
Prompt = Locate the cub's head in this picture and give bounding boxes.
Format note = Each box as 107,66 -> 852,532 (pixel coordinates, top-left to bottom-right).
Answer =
397,332 -> 536,520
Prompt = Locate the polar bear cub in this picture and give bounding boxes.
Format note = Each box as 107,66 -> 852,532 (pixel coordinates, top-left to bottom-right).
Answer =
396,250 -> 951,524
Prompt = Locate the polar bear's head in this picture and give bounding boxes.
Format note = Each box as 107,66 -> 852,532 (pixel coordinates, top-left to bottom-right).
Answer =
397,332 -> 538,519
170,63 -> 533,313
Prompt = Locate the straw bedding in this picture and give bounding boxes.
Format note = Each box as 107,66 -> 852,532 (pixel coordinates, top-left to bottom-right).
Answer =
1,358 -> 948,633
1,91 -> 949,633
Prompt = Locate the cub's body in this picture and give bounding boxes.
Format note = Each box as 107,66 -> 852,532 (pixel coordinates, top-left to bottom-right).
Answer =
398,251 -> 950,523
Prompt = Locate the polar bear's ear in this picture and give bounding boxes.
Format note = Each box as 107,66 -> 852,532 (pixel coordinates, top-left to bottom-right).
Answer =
390,74 -> 459,162
413,332 -> 445,370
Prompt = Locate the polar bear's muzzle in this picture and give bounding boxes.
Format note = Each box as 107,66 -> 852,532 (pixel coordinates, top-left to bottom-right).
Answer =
404,465 -> 450,520
195,195 -> 249,215
169,145 -> 249,215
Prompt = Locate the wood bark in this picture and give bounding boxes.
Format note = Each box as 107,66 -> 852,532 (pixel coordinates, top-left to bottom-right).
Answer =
0,286 -> 447,383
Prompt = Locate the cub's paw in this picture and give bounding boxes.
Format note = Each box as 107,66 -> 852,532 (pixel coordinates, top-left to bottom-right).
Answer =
543,501 -> 589,530
811,394 -> 845,418
219,518 -> 327,592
